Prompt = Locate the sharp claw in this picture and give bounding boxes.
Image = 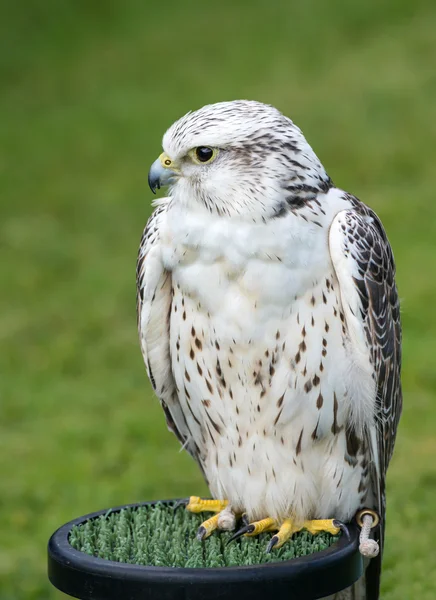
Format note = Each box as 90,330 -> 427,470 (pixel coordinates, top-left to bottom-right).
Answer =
333,519 -> 349,539
173,498 -> 189,511
266,535 -> 279,553
241,513 -> 249,527
196,526 -> 207,541
227,524 -> 255,544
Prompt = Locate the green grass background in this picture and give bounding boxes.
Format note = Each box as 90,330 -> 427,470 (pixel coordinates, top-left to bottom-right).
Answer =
1,1 -> 435,598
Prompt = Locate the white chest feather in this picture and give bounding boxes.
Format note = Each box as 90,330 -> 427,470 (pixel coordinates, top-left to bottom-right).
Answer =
161,204 -> 330,332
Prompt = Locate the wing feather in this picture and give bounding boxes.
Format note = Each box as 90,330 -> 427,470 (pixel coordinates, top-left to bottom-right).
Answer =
329,197 -> 402,598
136,203 -> 202,467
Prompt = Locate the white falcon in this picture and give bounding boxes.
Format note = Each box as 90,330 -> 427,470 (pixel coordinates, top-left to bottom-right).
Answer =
136,101 -> 402,599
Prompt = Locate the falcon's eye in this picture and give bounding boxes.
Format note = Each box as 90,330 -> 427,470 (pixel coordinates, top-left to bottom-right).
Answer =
193,146 -> 216,164
195,147 -> 214,162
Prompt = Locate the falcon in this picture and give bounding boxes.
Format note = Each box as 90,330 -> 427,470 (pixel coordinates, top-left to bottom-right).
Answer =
136,101 -> 401,599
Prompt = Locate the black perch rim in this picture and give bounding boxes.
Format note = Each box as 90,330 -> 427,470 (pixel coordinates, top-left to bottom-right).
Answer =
48,499 -> 363,600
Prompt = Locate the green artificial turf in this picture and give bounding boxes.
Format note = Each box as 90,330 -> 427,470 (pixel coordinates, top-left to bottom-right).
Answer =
69,503 -> 340,567
2,1 -> 436,599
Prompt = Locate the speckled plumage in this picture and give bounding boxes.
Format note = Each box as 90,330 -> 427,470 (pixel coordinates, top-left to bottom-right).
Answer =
137,101 -> 402,599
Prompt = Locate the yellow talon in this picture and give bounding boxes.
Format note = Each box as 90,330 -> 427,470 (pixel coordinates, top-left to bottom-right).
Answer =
186,496 -> 229,514
267,518 -> 296,551
302,518 -> 340,536
245,517 -> 278,537
197,514 -> 220,540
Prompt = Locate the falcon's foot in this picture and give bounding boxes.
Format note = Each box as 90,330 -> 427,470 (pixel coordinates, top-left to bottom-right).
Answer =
267,518 -> 341,552
229,516 -> 341,552
196,513 -> 221,541
182,495 -> 229,514
177,496 -> 234,540
228,517 -> 278,543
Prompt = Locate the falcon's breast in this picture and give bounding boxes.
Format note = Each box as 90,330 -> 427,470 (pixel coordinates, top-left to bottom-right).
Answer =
157,193 -> 371,523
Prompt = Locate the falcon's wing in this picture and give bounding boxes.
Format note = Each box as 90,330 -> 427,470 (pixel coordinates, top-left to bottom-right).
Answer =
329,201 -> 402,596
136,203 -> 201,466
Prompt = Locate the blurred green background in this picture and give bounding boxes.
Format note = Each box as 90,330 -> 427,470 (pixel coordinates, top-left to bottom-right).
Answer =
1,0 -> 435,598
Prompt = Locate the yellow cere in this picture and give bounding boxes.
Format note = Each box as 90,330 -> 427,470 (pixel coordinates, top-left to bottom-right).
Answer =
159,152 -> 173,168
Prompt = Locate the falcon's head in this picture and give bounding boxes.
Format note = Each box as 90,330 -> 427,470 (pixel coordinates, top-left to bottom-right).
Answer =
148,100 -> 331,220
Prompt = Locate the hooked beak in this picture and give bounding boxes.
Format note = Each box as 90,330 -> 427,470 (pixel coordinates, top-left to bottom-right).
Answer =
148,152 -> 179,194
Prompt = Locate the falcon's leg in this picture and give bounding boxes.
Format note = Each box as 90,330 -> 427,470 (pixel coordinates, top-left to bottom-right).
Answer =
179,496 -> 234,540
